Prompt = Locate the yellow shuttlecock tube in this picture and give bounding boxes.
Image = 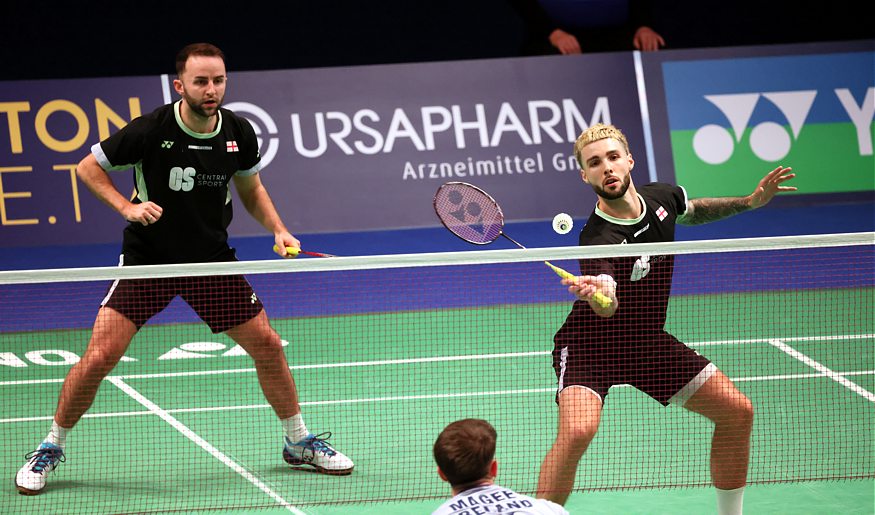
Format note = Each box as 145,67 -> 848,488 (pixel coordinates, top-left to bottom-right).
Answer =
544,261 -> 612,308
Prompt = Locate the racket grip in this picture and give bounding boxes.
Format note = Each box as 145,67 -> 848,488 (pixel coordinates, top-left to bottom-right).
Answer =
273,244 -> 336,258
592,292 -> 612,309
273,244 -> 300,257
545,261 -> 612,309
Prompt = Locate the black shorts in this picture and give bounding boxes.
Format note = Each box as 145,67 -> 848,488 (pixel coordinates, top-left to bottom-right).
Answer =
552,331 -> 713,406
102,274 -> 264,333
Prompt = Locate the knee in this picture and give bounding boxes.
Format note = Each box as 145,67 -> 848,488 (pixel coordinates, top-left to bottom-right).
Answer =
735,395 -> 754,429
246,332 -> 285,362
719,395 -> 754,432
560,424 -> 599,452
75,350 -> 121,380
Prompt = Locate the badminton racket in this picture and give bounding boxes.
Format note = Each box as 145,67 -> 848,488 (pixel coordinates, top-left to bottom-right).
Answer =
272,245 -> 336,258
433,181 -> 611,308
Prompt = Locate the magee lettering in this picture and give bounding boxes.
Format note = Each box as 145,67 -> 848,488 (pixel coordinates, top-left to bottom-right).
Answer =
448,488 -> 535,514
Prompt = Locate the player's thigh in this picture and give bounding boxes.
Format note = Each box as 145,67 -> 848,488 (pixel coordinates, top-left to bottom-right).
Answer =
81,306 -> 138,363
225,310 -> 283,356
557,386 -> 603,441
682,369 -> 753,424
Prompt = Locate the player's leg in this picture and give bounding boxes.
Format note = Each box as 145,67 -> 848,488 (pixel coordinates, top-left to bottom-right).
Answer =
16,306 -> 137,495
225,309 -> 299,419
197,274 -> 353,476
536,386 -> 603,505
56,307 -> 138,426
682,369 -> 753,488
225,309 -> 354,475
682,369 -> 753,514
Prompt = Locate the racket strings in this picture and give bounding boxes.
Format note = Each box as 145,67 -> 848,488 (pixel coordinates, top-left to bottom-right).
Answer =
433,182 -> 505,244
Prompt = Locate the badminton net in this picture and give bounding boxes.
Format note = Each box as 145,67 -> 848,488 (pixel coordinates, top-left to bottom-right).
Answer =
0,232 -> 872,513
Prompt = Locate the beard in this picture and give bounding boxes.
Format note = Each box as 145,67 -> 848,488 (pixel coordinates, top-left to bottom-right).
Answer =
591,173 -> 631,200
181,91 -> 223,119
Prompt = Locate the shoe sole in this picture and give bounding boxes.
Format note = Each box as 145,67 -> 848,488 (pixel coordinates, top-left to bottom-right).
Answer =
285,459 -> 353,476
15,480 -> 41,496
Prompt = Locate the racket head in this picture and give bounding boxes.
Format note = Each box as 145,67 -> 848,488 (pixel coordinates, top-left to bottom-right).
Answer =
433,182 -> 505,245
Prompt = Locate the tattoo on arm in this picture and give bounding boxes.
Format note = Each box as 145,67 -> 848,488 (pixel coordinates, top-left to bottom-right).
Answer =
679,197 -> 752,225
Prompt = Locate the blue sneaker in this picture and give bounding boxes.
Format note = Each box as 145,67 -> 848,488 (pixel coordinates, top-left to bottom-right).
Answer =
15,442 -> 65,495
283,432 -> 353,475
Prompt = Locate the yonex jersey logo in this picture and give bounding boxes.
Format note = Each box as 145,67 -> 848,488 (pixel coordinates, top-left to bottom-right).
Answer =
631,256 -> 651,281
161,141 -> 174,149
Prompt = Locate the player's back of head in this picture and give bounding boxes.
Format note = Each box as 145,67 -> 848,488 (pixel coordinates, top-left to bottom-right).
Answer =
433,418 -> 497,487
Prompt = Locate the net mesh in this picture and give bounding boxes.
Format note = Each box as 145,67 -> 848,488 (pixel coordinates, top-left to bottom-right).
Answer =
0,233 -> 872,513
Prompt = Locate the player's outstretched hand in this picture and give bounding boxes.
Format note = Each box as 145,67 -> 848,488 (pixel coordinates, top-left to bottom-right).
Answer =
749,166 -> 796,209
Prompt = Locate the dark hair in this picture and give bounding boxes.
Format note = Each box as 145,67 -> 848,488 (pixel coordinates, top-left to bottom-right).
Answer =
175,43 -> 225,75
433,419 -> 497,487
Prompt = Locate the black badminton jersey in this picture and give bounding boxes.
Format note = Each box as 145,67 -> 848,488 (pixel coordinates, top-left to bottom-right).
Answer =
92,101 -> 261,264
555,183 -> 688,341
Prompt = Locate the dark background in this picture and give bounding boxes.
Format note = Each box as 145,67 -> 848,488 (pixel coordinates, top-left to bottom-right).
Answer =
2,0 -> 872,81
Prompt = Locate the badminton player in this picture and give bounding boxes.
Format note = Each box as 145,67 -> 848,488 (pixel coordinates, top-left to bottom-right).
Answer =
15,43 -> 353,495
434,419 -> 569,515
536,123 -> 796,514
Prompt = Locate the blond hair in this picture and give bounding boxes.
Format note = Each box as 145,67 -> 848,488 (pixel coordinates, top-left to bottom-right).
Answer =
573,123 -> 631,169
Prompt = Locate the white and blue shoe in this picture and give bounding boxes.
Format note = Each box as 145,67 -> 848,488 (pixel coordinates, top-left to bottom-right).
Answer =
15,442 -> 65,495
283,432 -> 353,475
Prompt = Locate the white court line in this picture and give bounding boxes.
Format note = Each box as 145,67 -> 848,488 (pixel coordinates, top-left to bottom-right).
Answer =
107,377 -> 305,514
768,339 -> 875,403
2,335 -> 871,386
3,371 -> 872,424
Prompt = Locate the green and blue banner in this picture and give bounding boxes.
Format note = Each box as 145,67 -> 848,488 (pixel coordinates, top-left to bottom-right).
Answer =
661,51 -> 874,197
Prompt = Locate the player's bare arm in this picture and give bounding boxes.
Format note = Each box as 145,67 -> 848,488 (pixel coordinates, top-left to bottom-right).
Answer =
75,154 -> 162,226
232,173 -> 300,255
680,166 -> 796,225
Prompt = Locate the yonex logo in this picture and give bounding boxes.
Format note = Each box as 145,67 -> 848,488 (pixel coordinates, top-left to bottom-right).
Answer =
693,90 -> 816,164
161,141 -> 174,149
693,87 -> 873,164
630,256 -> 650,282
250,293 -> 258,304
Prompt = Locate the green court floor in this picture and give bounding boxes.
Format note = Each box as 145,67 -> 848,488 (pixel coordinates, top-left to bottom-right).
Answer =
1,288 -> 872,513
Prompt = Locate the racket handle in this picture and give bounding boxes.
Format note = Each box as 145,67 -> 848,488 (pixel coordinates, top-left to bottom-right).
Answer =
544,261 -> 612,309
273,245 -> 336,258
592,292 -> 612,309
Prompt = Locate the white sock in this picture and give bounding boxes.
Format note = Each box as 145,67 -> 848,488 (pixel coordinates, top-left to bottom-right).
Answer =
716,486 -> 745,515
281,414 -> 309,442
45,420 -> 70,449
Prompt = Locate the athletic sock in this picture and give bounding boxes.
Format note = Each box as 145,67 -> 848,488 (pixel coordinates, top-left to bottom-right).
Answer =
44,420 -> 70,450
716,486 -> 745,515
281,414 -> 309,442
